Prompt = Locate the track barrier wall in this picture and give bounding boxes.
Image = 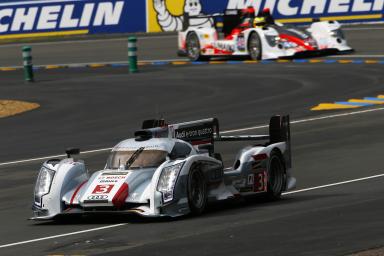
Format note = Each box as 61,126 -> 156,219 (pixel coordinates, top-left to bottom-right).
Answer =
0,0 -> 383,39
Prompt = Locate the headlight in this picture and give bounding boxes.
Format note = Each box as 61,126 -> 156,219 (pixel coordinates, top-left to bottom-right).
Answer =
34,167 -> 55,206
157,162 -> 184,203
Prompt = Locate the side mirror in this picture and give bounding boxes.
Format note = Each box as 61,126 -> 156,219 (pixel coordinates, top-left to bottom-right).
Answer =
65,148 -> 80,158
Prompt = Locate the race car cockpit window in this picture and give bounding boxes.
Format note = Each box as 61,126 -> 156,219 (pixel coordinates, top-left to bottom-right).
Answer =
107,150 -> 167,169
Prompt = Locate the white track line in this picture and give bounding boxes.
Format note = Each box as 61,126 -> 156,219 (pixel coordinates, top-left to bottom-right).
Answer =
0,172 -> 383,249
221,107 -> 384,134
0,148 -> 112,167
1,107 -> 384,167
283,173 -> 384,195
331,55 -> 384,58
0,35 -> 177,48
0,224 -> 126,249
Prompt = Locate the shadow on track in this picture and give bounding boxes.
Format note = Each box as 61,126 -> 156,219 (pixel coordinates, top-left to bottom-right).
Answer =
32,193 -> 346,226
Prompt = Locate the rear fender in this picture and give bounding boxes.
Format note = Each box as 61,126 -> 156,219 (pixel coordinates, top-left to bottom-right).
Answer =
226,143 -> 288,193
235,143 -> 286,173
183,28 -> 217,52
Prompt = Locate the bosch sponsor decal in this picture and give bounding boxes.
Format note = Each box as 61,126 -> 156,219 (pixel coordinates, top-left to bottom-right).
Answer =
0,0 -> 146,38
98,174 -> 127,183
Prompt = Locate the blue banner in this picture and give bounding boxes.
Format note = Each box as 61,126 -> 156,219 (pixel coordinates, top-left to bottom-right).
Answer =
0,0 -> 383,38
0,0 -> 146,38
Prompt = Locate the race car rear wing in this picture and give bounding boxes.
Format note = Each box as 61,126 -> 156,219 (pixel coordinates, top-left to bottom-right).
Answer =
139,115 -> 291,168
171,115 -> 291,167
182,9 -> 251,37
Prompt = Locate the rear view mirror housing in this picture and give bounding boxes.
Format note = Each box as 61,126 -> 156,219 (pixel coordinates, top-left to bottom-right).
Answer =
65,148 -> 80,158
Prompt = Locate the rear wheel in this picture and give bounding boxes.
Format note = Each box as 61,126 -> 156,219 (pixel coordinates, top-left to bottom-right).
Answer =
187,167 -> 207,215
248,32 -> 262,60
266,151 -> 286,200
186,32 -> 203,61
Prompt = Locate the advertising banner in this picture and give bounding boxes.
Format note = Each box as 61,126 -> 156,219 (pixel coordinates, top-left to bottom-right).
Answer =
0,0 -> 146,39
0,0 -> 383,38
147,0 -> 384,32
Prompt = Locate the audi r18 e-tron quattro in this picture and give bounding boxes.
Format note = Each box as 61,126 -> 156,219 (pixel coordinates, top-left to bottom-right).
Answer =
32,115 -> 296,220
178,8 -> 352,61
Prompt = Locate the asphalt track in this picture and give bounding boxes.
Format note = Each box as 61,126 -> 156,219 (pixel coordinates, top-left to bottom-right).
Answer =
0,24 -> 384,256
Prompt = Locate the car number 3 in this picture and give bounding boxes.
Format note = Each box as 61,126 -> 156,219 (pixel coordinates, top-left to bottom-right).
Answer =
92,184 -> 114,194
254,171 -> 267,192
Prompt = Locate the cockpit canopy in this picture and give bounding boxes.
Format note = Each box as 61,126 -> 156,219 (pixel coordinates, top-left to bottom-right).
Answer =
107,149 -> 167,169
106,138 -> 195,170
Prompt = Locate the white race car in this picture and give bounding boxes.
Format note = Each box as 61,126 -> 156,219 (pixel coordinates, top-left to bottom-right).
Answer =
32,115 -> 296,220
178,9 -> 353,61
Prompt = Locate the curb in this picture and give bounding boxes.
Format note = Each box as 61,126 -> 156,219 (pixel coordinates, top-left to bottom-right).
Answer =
1,59 -> 383,72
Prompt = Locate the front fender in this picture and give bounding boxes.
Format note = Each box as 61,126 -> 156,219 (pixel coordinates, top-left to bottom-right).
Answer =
32,158 -> 88,219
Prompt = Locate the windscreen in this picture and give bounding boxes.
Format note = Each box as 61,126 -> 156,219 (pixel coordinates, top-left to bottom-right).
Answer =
107,150 -> 167,169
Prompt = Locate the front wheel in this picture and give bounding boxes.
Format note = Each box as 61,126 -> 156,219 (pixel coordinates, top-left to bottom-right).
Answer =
186,32 -> 203,61
248,32 -> 262,60
266,151 -> 286,200
187,167 -> 207,215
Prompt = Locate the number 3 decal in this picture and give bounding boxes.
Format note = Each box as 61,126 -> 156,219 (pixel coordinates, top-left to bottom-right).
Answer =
254,170 -> 267,192
92,184 -> 114,194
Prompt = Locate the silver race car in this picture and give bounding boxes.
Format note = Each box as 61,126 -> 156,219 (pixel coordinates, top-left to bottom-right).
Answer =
32,115 -> 296,220
178,8 -> 353,61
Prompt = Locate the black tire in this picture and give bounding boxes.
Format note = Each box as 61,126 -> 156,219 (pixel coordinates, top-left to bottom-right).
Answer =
266,150 -> 286,200
248,32 -> 262,60
186,32 -> 203,61
187,167 -> 207,215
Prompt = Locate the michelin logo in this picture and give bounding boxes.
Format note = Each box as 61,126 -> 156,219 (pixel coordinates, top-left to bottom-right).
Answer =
227,0 -> 383,15
0,0 -> 124,33
153,0 -> 213,32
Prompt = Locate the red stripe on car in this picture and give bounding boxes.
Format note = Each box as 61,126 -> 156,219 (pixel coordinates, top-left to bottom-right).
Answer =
70,180 -> 87,205
280,34 -> 315,51
112,183 -> 129,209
252,153 -> 268,161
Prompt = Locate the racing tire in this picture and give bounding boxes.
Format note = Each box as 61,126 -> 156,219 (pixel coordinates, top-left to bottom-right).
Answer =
186,32 -> 205,61
248,32 -> 262,60
266,150 -> 286,200
187,167 -> 207,215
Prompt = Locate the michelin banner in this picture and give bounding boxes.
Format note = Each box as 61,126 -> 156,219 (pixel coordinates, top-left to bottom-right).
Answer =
0,0 -> 383,39
0,0 -> 146,39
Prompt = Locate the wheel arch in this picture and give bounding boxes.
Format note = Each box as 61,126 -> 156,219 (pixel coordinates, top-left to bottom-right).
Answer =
246,29 -> 264,60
